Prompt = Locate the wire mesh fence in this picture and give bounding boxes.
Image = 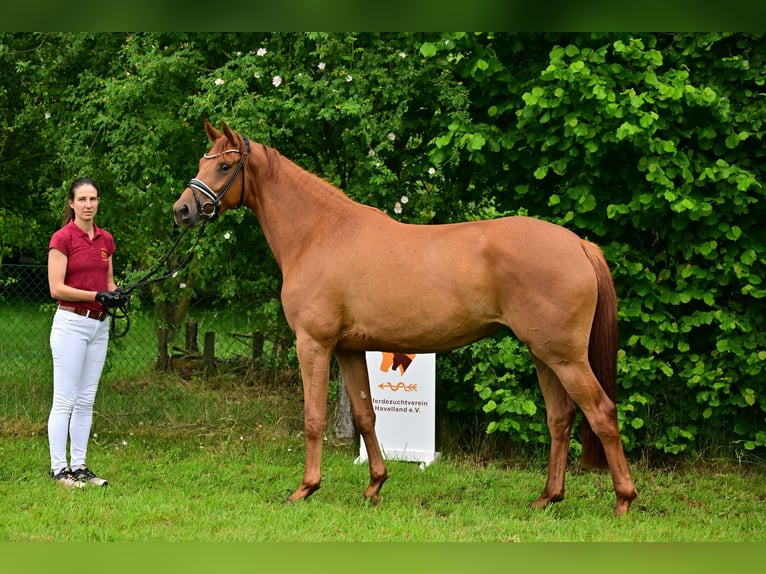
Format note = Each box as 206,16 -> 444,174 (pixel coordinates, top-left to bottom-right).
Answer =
1,264 -> 279,383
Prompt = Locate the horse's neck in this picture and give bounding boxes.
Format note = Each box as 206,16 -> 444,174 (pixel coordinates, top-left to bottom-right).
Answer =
250,154 -> 360,270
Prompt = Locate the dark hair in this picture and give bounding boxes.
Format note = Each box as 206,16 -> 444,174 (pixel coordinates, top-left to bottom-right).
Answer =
60,177 -> 100,227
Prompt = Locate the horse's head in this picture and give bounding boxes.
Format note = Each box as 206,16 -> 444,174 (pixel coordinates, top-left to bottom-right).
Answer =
173,119 -> 250,227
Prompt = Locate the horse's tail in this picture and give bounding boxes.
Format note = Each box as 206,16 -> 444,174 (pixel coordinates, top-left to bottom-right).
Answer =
579,240 -> 619,469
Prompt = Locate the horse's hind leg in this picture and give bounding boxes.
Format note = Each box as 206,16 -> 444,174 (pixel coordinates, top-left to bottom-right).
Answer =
549,361 -> 637,515
335,350 -> 388,501
531,355 -> 577,510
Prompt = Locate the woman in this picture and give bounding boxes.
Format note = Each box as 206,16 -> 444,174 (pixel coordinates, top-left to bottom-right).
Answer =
47,177 -> 127,489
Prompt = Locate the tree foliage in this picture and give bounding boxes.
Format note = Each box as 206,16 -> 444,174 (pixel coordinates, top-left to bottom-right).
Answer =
1,32 -> 763,458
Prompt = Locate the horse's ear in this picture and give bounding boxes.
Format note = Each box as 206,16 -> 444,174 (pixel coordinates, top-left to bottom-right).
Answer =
221,121 -> 238,146
204,119 -> 222,142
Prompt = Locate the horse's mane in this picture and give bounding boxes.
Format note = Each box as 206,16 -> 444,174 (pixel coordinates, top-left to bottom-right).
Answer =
262,143 -> 280,179
261,144 -> 388,218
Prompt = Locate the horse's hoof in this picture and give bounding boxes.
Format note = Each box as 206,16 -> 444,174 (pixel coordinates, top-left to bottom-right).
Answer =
362,491 -> 382,505
531,493 -> 563,510
614,497 -> 634,516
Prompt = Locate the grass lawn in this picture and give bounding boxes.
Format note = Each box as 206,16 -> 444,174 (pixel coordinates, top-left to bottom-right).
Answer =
1,372 -> 763,543
1,432 -> 764,542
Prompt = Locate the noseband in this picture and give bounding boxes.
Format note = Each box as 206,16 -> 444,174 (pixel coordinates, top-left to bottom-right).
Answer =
187,136 -> 250,221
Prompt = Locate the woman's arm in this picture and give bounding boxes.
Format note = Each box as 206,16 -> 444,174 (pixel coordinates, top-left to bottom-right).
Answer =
47,248 -> 98,303
107,255 -> 117,291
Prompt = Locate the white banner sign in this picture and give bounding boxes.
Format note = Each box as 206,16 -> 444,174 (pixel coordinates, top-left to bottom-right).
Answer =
356,352 -> 439,466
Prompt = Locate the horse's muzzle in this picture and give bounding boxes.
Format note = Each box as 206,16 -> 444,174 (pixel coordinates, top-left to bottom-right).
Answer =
173,200 -> 197,227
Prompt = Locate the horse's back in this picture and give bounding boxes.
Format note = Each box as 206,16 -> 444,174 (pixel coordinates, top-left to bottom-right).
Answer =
350,215 -> 594,297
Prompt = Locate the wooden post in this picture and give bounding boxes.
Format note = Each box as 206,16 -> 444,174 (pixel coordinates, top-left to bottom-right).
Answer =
203,331 -> 216,371
333,374 -> 356,444
185,322 -> 199,353
252,331 -> 264,364
157,327 -> 168,370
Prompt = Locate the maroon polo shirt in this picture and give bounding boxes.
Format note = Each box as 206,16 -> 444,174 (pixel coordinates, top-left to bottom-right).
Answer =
49,221 -> 116,312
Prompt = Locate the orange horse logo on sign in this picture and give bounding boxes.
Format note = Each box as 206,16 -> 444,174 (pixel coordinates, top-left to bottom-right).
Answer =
378,352 -> 416,376
377,352 -> 418,392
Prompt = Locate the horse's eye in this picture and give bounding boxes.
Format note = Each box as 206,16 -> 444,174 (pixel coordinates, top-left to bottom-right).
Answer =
219,163 -> 231,172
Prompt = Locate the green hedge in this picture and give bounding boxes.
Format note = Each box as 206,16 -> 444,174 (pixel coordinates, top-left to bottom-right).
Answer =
2,32 -> 764,458
431,33 -> 766,457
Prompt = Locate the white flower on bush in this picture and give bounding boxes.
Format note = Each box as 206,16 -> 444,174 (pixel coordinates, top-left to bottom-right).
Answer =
318,62 -> 326,71
224,231 -> 231,240
254,71 -> 261,79
387,132 -> 396,141
346,74 -> 353,82
399,51 -> 407,58
272,75 -> 282,87
179,282 -> 187,289
215,78 -> 224,86
428,167 -> 436,176
257,48 -> 267,57
394,201 -> 403,214
400,195 -> 409,204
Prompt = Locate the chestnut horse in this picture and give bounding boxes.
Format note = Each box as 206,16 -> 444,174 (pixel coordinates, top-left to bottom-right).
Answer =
173,120 -> 637,515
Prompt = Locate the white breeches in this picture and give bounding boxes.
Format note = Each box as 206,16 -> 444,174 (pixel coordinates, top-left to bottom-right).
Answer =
48,309 -> 110,472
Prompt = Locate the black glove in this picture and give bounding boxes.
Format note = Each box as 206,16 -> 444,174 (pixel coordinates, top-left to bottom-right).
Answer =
96,290 -> 129,309
113,287 -> 131,306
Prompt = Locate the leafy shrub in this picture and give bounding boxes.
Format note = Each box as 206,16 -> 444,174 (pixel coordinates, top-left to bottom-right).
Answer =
3,32 -> 764,459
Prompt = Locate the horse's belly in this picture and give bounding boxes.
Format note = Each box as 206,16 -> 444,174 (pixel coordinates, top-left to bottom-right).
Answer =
336,300 -> 503,354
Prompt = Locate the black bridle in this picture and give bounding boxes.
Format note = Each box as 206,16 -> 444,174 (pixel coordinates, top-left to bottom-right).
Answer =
187,136 -> 250,222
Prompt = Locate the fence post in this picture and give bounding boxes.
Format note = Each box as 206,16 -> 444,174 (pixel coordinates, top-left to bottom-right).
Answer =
203,331 -> 216,371
157,328 -> 169,370
186,322 -> 199,353
252,331 -> 264,364
333,374 -> 356,444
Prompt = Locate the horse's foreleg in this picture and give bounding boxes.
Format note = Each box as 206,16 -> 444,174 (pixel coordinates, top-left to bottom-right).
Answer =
286,335 -> 333,503
335,350 -> 388,502
531,356 -> 577,510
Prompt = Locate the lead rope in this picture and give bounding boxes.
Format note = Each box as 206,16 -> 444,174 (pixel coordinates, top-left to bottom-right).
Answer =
109,224 -> 206,338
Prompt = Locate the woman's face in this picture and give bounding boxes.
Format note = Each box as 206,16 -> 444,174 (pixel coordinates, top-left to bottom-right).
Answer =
69,183 -> 99,223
